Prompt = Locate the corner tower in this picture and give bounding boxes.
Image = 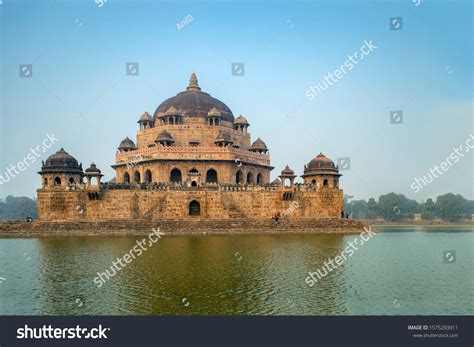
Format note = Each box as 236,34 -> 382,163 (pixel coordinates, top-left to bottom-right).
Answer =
38,148 -> 83,189
301,153 -> 341,188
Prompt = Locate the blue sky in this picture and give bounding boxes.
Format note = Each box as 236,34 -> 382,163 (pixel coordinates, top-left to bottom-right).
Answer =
0,0 -> 472,201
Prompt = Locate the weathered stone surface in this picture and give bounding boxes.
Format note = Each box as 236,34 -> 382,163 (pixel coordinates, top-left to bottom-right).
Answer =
37,185 -> 344,221
0,218 -> 366,237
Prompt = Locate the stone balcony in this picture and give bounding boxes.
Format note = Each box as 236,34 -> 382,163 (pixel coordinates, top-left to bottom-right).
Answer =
115,145 -> 271,167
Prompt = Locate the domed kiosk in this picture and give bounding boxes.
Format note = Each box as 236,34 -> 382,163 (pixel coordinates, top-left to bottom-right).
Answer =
39,148 -> 83,188
301,153 -> 341,188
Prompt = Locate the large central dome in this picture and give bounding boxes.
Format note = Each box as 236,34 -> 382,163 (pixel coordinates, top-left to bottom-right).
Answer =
153,73 -> 234,122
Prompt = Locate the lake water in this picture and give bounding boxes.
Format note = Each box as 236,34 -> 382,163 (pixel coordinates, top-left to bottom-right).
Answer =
0,226 -> 472,315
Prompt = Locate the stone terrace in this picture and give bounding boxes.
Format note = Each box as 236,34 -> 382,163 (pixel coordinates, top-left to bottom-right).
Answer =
0,218 -> 366,237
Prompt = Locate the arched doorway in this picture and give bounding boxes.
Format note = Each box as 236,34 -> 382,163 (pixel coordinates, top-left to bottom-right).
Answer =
54,177 -> 61,186
206,169 -> 218,183
236,170 -> 243,184
256,173 -> 263,185
144,169 -> 152,183
189,200 -> 200,216
69,177 -> 75,184
323,179 -> 328,187
134,171 -> 141,183
170,168 -> 182,183
191,181 -> 197,187
124,172 -> 130,183
247,172 -> 254,184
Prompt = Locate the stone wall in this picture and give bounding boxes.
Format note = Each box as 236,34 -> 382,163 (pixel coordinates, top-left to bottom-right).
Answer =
0,218 -> 366,236
136,118 -> 251,148
37,185 -> 343,222
113,115 -> 271,186
114,160 -> 271,186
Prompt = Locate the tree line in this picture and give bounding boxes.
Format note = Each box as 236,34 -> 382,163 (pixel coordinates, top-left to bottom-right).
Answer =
345,193 -> 474,222
0,196 -> 38,221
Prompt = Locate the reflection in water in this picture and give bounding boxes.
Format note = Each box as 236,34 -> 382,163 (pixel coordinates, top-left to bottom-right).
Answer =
0,229 -> 472,315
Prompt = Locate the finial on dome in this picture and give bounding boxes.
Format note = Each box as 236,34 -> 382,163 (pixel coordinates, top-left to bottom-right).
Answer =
187,72 -> 201,91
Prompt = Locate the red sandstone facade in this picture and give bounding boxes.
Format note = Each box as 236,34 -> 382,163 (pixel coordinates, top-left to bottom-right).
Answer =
37,74 -> 344,221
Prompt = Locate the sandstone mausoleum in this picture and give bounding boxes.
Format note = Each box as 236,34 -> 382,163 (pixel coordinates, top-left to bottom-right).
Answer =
37,74 -> 345,222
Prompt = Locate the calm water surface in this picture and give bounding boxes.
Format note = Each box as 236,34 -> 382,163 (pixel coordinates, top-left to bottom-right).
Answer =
0,226 -> 472,315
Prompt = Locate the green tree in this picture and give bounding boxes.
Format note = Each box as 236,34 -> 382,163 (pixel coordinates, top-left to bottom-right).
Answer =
422,198 -> 436,220
349,200 -> 368,219
435,193 -> 467,221
367,198 -> 378,219
0,196 -> 37,221
378,193 -> 411,221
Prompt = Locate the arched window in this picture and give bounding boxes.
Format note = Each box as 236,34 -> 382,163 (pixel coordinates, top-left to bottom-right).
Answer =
69,177 -> 75,184
144,169 -> 152,183
189,168 -> 199,175
256,173 -> 263,185
236,170 -> 243,184
44,178 -> 48,186
247,172 -> 254,184
170,168 -> 182,183
54,177 -> 61,186
311,179 -> 316,185
124,172 -> 130,183
189,200 -> 200,216
191,181 -> 197,187
323,179 -> 328,187
206,169 -> 218,183
134,171 -> 141,183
